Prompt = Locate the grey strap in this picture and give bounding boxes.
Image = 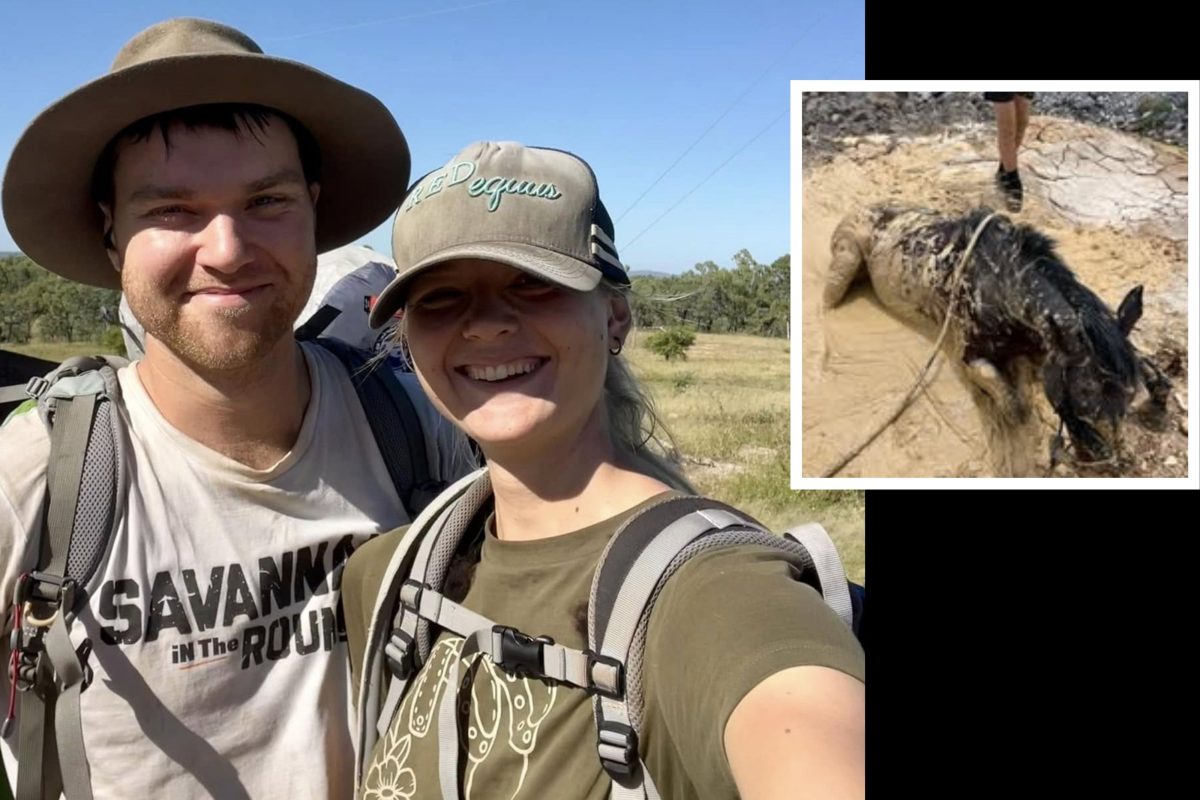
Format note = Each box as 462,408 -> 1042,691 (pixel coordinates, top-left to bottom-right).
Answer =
609,762 -> 662,800
541,641 -> 590,687
375,583 -> 492,741
591,507 -> 750,800
44,395 -> 96,576
16,685 -> 50,800
436,628 -> 490,799
786,523 -> 853,628
0,382 -> 33,404
373,498 -> 460,741
430,625 -> 594,799
599,508 -> 748,663
418,592 -> 592,686
16,394 -> 97,800
355,469 -> 487,787
601,700 -> 662,800
46,617 -> 92,800
357,476 -> 471,782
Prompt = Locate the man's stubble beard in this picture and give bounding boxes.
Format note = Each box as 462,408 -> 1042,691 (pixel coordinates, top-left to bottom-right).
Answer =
122,259 -> 317,372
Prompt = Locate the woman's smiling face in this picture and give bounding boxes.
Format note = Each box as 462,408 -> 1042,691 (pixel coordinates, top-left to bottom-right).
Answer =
402,258 -> 630,457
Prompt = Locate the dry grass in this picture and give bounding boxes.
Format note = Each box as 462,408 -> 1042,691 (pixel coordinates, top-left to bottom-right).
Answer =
627,331 -> 865,583
1,341 -> 104,363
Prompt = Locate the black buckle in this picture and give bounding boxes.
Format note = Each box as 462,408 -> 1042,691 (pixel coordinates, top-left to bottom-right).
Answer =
584,650 -> 625,700
386,628 -> 416,679
493,626 -> 553,677
76,638 -> 94,692
15,572 -> 77,617
597,720 -> 638,778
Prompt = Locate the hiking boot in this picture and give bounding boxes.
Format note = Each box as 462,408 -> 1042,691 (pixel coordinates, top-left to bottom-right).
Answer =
995,166 -> 1023,212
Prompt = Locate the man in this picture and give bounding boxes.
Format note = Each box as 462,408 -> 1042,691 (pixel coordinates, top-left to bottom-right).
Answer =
985,92 -> 1035,212
1,18 -> 467,798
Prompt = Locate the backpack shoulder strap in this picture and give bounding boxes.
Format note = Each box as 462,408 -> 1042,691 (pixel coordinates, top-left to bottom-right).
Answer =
353,467 -> 489,790
588,495 -> 845,800
0,382 -> 34,405
11,354 -> 129,800
784,523 -> 853,629
25,355 -> 129,602
311,338 -> 446,517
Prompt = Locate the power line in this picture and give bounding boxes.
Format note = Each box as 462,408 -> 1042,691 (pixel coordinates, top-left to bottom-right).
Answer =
614,17 -> 824,224
621,108 -> 787,251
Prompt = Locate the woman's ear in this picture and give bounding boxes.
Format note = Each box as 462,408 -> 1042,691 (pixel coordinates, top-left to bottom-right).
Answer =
606,291 -> 633,341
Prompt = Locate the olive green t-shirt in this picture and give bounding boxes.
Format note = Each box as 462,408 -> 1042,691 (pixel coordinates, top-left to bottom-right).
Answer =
345,494 -> 865,799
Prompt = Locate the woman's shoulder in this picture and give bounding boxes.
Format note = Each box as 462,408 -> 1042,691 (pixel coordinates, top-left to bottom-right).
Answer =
343,525 -> 411,680
345,525 -> 411,602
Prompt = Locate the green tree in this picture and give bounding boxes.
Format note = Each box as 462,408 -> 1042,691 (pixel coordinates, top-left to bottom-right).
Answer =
627,251 -> 790,339
645,326 -> 696,361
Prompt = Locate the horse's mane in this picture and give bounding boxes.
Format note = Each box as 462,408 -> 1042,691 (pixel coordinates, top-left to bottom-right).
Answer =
958,208 -> 1140,394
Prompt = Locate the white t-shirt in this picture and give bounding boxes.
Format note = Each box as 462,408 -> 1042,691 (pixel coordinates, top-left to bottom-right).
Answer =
0,342 -> 463,798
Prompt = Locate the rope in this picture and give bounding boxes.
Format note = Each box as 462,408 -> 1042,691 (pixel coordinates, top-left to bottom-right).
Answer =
821,212 -> 999,477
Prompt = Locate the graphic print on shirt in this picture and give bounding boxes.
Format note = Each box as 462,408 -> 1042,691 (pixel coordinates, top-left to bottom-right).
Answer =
363,635 -> 560,799
93,534 -> 360,670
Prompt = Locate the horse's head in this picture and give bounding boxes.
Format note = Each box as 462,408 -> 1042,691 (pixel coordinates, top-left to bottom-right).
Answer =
1041,285 -> 1159,462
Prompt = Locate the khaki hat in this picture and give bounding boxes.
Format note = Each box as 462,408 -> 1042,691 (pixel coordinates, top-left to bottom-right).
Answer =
2,17 -> 411,289
369,141 -> 629,328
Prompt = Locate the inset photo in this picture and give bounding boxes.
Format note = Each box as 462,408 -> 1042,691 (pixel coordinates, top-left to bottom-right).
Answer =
791,84 -> 1194,484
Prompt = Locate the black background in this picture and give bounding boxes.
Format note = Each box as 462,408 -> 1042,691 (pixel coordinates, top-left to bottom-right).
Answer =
862,5 -> 1193,790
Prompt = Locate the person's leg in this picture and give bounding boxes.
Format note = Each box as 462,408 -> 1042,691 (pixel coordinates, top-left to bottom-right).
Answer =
994,100 -> 1019,171
1014,94 -> 1032,150
986,94 -> 1024,211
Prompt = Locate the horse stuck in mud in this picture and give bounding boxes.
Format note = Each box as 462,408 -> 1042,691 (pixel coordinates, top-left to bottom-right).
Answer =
822,204 -> 1172,475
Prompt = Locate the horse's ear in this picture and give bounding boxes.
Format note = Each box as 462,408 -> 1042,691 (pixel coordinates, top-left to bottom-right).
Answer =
1116,285 -> 1144,336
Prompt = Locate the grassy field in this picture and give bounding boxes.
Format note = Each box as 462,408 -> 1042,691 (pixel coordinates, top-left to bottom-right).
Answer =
626,331 -> 864,583
2,333 -> 866,583
2,340 -> 111,363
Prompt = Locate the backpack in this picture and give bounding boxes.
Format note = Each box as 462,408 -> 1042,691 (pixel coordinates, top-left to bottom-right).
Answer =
1,337 -> 452,800
352,469 -> 865,799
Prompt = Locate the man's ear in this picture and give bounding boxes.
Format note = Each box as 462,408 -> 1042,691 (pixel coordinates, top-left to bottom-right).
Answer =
99,202 -> 121,272
309,182 -> 321,208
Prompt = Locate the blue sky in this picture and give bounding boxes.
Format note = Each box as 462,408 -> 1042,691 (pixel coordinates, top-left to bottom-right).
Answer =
0,0 -> 862,274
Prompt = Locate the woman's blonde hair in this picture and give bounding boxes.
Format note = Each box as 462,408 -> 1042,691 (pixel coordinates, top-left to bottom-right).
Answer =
602,284 -> 695,492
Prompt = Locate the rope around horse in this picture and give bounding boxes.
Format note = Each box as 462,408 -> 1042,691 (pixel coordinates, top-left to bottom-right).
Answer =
820,211 -> 999,478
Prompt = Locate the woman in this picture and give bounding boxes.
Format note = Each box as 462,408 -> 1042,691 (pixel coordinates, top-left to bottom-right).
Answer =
344,141 -> 865,799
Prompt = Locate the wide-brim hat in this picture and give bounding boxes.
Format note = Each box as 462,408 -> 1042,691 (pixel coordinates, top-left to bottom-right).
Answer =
2,17 -> 410,290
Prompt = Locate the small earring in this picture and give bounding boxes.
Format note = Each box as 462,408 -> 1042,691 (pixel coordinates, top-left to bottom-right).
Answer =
609,338 -> 623,356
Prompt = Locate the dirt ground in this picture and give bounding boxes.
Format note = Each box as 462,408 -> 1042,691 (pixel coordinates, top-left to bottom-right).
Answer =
802,117 -> 1189,478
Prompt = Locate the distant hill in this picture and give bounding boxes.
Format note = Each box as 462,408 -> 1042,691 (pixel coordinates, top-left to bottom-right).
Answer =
0,251 -> 23,259
629,270 -> 674,279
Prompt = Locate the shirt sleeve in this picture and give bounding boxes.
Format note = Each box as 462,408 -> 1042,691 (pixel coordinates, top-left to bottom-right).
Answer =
639,543 -> 865,798
0,408 -> 51,629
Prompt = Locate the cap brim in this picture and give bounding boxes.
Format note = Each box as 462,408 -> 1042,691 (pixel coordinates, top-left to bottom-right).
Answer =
368,242 -> 603,329
2,53 -> 409,289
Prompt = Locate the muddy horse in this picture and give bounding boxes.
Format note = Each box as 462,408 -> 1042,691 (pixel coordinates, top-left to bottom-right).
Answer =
823,204 -> 1171,465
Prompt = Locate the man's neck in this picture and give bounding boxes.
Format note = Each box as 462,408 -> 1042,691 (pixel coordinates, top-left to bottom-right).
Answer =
136,336 -> 312,469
